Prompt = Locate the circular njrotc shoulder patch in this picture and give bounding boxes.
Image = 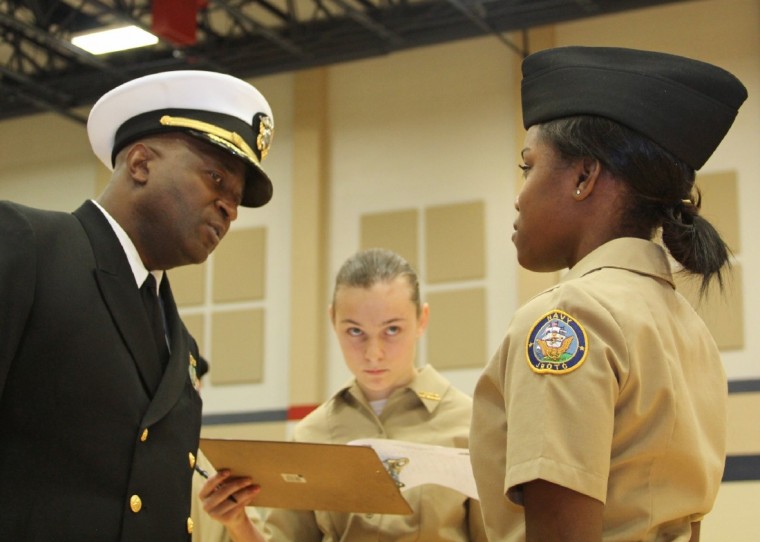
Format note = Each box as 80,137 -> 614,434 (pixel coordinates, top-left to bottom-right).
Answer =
525,309 -> 588,375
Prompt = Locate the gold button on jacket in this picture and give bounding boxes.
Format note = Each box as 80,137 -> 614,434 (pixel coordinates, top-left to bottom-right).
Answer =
130,495 -> 142,513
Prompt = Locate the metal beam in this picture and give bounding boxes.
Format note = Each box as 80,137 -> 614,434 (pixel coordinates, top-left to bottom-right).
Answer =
328,0 -> 403,46
0,0 -> 693,122
0,11 -> 123,78
212,0 -> 306,57
443,0 -> 526,57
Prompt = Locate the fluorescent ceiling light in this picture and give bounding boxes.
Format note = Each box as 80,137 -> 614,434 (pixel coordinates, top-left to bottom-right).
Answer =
72,25 -> 158,55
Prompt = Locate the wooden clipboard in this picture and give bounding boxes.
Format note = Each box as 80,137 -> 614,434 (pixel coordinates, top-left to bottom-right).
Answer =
199,438 -> 413,515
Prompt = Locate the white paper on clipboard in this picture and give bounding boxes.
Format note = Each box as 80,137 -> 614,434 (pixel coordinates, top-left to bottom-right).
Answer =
348,438 -> 479,500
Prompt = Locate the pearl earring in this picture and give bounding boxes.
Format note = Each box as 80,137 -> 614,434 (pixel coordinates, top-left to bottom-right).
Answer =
575,189 -> 581,195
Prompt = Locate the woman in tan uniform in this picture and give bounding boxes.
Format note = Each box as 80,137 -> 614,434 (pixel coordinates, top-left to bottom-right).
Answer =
469,46 -> 747,541
199,248 -> 486,541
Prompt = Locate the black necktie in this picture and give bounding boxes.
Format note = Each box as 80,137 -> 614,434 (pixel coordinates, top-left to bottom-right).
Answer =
140,274 -> 170,368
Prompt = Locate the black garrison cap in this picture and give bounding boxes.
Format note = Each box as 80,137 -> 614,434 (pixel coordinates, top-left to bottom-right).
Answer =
521,46 -> 748,170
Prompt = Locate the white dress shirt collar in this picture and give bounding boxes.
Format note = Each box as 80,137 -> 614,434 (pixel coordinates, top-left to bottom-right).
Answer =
91,199 -> 164,291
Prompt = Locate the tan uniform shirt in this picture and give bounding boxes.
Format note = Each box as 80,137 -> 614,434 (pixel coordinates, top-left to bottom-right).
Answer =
262,365 -> 487,542
470,238 -> 727,541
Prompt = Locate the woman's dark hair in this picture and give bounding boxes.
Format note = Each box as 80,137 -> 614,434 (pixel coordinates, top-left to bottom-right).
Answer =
332,248 -> 422,316
537,116 -> 731,295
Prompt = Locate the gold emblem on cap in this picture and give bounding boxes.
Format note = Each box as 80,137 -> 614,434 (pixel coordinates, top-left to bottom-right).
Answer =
417,391 -> 441,401
257,115 -> 274,160
160,115 -> 259,165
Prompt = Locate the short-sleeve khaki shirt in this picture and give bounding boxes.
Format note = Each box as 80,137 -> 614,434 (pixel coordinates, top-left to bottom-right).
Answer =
265,365 -> 487,542
470,238 -> 726,541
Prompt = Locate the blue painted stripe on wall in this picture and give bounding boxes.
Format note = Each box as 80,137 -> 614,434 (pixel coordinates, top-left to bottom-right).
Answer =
723,455 -> 760,482
201,380 -> 760,426
202,409 -> 287,425
728,379 -> 760,393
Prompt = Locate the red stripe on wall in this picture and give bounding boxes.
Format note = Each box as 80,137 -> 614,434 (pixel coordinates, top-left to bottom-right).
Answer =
287,404 -> 319,421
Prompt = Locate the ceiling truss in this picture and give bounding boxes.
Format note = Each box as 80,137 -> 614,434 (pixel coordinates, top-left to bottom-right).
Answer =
0,0 -> 689,122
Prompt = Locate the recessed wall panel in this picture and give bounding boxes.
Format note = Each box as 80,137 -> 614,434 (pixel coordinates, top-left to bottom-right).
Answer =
425,201 -> 485,283
170,263 -> 206,306
210,309 -> 265,384
696,171 -> 740,253
213,228 -> 266,302
426,288 -> 486,370
674,262 -> 744,351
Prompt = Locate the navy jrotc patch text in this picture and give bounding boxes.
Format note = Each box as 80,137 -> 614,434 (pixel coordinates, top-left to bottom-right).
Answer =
525,309 -> 588,375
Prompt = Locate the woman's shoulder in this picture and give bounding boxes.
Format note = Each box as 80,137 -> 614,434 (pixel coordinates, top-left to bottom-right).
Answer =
292,396 -> 337,433
291,388 -> 363,442
513,274 -> 622,328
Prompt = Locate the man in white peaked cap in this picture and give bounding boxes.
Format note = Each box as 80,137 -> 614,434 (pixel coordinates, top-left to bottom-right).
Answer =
0,70 -> 275,542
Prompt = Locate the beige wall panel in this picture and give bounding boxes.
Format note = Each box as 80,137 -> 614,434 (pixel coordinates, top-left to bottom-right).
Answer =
702,480 -> 760,541
425,201 -> 485,283
695,170 -> 741,253
360,209 -> 419,271
427,288 -> 486,370
213,227 -> 266,303
726,392 -> 760,454
171,263 -> 207,306
201,422 -> 288,441
181,313 -> 205,356
211,309 -> 265,384
674,262 -> 744,351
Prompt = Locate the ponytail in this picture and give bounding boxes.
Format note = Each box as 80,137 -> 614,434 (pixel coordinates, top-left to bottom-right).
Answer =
661,190 -> 732,296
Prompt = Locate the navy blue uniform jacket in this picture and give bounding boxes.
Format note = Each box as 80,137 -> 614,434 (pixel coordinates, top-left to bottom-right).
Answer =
0,200 -> 203,541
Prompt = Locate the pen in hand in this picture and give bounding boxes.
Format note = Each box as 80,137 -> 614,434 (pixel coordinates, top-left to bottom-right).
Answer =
195,464 -> 238,503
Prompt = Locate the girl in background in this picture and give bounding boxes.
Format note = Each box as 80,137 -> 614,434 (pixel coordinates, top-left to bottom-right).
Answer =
199,248 -> 486,541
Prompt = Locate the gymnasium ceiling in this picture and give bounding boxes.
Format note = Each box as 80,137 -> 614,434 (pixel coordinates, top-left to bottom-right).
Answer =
0,0 -> 689,123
